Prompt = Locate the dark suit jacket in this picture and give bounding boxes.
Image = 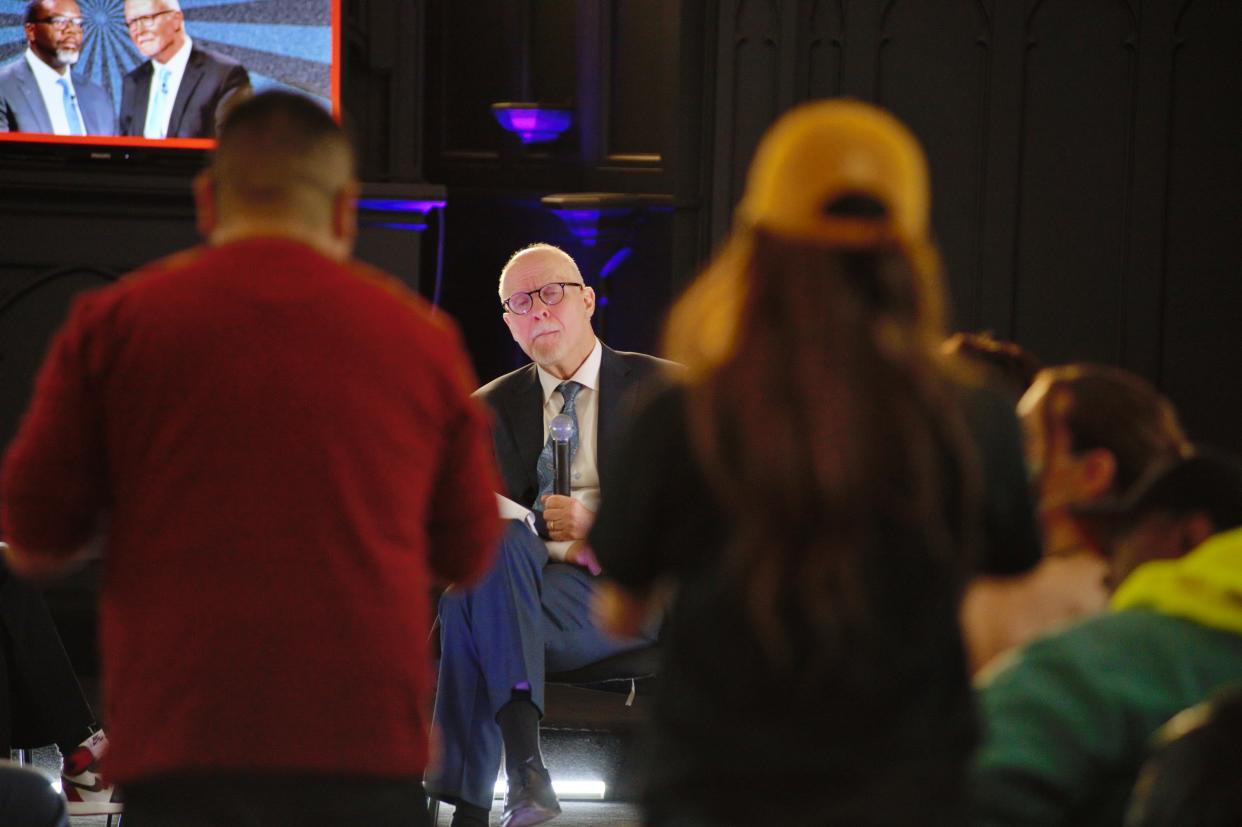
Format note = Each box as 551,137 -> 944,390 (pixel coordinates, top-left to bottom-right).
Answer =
0,58 -> 117,135
475,343 -> 675,510
119,45 -> 249,138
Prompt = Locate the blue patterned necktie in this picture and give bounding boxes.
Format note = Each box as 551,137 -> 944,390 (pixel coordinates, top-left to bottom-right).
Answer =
56,77 -> 84,136
144,67 -> 172,138
534,381 -> 583,511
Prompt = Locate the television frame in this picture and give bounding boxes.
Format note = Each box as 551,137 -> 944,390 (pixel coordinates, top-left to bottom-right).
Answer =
0,0 -> 341,157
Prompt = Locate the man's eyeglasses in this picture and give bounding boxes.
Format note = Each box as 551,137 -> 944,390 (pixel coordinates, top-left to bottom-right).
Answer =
126,9 -> 176,31
502,282 -> 584,315
33,16 -> 84,30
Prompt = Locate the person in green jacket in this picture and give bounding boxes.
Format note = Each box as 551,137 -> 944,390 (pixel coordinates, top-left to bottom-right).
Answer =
971,451 -> 1242,826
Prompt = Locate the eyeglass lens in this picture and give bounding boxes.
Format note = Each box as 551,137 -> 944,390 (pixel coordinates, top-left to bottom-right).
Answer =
127,10 -> 172,30
507,283 -> 568,315
39,16 -> 84,29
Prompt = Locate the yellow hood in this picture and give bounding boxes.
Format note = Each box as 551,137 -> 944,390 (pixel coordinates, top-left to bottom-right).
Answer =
1111,525 -> 1242,635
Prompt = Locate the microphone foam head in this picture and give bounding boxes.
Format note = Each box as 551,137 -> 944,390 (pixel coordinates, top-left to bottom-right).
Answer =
549,413 -> 576,443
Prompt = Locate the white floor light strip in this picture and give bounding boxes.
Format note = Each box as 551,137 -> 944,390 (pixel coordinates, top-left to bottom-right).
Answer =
493,778 -> 607,800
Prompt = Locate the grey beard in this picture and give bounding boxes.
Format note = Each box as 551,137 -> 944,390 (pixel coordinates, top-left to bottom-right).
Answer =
56,48 -> 80,66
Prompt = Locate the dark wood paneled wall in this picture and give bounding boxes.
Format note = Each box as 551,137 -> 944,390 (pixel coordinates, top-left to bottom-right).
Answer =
0,0 -> 1237,670
425,0 -> 1241,450
0,0 -> 1237,453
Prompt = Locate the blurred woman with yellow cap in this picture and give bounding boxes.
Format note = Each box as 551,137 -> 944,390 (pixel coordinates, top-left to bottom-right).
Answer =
589,99 -> 1042,826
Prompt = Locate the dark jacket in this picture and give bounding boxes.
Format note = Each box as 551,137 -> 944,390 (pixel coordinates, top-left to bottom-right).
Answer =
119,45 -> 249,139
474,342 -> 674,510
0,58 -> 117,135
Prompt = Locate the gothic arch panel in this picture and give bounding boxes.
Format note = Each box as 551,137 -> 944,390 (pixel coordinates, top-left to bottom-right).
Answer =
1011,0 -> 1139,363
876,0 -> 992,328
800,0 -> 844,101
1159,0 -> 1242,445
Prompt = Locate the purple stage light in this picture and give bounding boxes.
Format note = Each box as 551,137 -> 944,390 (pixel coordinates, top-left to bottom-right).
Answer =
357,199 -> 447,214
598,248 -> 632,279
358,198 -> 447,233
543,205 -> 643,247
491,104 -> 573,144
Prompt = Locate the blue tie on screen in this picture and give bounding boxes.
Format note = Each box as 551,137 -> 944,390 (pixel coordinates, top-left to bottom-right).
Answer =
145,67 -> 172,138
534,381 -> 583,511
56,78 -> 84,136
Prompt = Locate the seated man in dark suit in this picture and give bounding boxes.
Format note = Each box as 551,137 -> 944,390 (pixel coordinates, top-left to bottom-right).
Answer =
118,0 -> 249,139
0,0 -> 117,135
426,243 -> 671,827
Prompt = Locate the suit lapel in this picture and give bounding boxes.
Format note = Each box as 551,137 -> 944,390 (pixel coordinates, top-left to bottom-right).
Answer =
16,63 -> 54,134
500,365 -> 545,506
129,63 -> 153,131
167,47 -> 205,137
596,344 -> 633,494
72,74 -> 101,135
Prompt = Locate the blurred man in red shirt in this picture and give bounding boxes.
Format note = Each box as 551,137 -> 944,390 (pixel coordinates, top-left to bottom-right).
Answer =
2,91 -> 499,826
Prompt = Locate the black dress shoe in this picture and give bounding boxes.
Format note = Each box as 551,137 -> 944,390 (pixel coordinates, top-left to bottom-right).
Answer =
500,759 -> 562,827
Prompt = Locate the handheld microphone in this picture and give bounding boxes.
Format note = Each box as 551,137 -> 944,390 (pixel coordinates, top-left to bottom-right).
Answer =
549,413 -> 576,497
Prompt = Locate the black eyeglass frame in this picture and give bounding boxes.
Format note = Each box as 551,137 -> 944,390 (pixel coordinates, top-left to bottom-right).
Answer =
502,282 -> 585,315
125,9 -> 177,31
32,16 -> 85,30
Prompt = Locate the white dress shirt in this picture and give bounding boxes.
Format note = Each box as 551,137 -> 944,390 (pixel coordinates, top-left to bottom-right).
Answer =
24,49 -> 81,135
143,36 -> 193,138
536,338 -> 603,560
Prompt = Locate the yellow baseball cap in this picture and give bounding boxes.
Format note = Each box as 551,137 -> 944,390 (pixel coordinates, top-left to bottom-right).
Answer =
735,99 -> 931,249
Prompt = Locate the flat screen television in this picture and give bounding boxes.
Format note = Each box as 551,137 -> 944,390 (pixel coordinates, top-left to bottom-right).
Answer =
0,0 -> 340,157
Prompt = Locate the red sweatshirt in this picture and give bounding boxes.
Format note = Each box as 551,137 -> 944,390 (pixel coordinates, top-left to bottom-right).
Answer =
3,237 -> 500,783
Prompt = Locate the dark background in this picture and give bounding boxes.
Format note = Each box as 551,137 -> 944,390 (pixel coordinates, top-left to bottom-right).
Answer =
6,0 -> 1235,449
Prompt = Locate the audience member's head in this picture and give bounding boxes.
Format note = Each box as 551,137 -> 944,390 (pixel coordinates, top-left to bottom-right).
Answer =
193,91 -> 357,260
663,99 -> 974,662
24,0 -> 83,72
1094,450 -> 1242,589
666,99 -> 945,381
942,331 -> 1042,400
1126,684 -> 1242,827
497,243 -> 595,379
1016,364 -> 1190,553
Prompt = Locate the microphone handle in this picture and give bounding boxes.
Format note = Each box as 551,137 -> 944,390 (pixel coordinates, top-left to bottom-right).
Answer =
553,441 -> 572,496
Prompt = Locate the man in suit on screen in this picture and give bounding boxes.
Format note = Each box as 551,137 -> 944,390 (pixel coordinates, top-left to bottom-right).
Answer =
118,0 -> 250,139
0,0 -> 117,135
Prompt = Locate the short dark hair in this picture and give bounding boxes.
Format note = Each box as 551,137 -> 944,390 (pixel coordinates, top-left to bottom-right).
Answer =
209,90 -> 354,223
944,331 -> 1042,398
216,90 -> 347,164
1110,450 -> 1242,535
25,0 -> 49,25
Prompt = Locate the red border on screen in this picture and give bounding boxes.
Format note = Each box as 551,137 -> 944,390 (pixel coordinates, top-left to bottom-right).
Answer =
0,0 -> 342,149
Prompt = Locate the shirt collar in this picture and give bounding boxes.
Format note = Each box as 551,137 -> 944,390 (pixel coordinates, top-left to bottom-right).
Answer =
537,338 -> 602,404
153,36 -> 193,74
25,48 -> 70,84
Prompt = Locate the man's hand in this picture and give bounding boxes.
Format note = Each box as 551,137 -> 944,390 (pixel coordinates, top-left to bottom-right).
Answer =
541,494 -> 595,542
564,541 -> 602,576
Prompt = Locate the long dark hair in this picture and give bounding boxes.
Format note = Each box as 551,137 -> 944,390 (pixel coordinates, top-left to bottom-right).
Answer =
665,223 -> 979,669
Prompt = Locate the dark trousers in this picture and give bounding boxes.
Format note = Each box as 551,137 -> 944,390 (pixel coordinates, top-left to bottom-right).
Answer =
0,763 -> 68,827
426,521 -> 656,809
121,772 -> 430,827
0,567 -> 94,754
